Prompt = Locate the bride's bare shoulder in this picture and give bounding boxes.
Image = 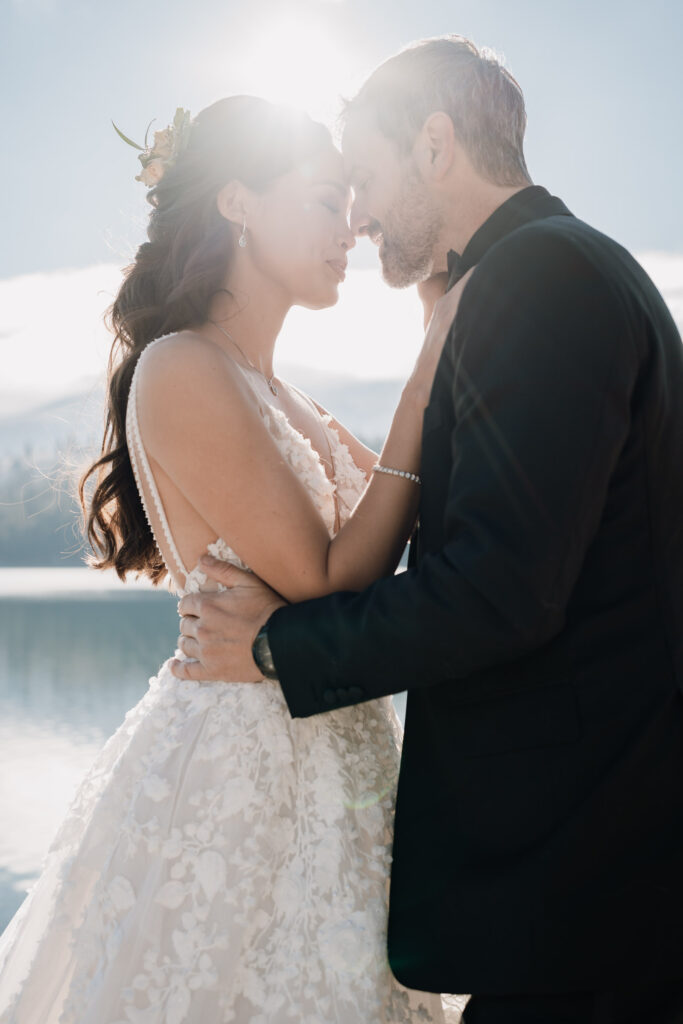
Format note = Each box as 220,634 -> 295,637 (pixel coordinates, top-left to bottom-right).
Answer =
137,329 -> 225,373
135,330 -> 246,399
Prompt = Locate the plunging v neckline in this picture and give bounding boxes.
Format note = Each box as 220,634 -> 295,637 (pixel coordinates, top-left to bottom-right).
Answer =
252,395 -> 341,534
231,365 -> 340,509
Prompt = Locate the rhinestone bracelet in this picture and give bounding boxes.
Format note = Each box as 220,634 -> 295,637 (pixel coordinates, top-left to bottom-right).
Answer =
372,464 -> 422,485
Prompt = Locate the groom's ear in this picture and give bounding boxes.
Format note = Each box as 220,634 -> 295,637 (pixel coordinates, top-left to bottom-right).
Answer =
413,112 -> 457,183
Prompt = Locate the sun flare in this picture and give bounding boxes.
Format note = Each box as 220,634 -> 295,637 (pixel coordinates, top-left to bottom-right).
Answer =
218,16 -> 356,122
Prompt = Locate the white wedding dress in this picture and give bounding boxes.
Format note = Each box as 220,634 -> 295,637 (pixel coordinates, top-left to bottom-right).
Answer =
0,339 -> 465,1023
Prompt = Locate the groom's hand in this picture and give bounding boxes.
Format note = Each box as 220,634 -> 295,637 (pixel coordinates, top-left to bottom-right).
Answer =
426,267 -> 475,338
170,556 -> 286,683
410,268 -> 475,389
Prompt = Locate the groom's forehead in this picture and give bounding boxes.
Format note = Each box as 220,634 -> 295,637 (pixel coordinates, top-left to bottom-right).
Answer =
341,109 -> 379,150
341,112 -> 397,178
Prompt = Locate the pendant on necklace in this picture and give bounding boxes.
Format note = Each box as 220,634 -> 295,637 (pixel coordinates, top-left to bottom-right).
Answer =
267,379 -> 279,396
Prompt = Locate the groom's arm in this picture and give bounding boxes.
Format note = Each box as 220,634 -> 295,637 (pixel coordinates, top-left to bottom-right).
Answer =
269,224 -> 640,717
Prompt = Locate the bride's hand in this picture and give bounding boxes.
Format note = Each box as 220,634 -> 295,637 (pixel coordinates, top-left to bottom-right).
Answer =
416,270 -> 450,328
408,267 -> 475,398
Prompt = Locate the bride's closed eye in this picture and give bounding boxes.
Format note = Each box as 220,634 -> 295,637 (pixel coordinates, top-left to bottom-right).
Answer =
315,187 -> 345,215
313,179 -> 350,216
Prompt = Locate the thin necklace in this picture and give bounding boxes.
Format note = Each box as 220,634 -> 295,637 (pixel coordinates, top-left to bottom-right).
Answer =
210,320 -> 279,396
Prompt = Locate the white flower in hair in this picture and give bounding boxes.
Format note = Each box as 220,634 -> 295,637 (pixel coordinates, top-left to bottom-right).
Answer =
112,107 -> 192,187
136,158 -> 166,188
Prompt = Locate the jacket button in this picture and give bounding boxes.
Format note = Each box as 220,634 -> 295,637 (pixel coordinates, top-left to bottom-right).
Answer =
348,687 -> 364,700
336,688 -> 349,702
322,689 -> 336,706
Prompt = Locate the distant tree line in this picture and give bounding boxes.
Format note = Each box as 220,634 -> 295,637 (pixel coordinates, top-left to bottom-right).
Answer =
0,427 -> 384,567
0,455 -> 87,567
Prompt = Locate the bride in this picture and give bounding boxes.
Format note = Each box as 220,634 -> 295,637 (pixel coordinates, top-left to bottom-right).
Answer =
0,96 -> 464,1023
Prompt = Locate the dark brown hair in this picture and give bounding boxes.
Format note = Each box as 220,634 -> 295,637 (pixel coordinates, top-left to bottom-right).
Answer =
343,35 -> 531,187
80,96 -> 331,582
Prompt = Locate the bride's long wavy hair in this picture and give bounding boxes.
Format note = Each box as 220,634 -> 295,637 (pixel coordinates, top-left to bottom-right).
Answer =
80,96 -> 331,583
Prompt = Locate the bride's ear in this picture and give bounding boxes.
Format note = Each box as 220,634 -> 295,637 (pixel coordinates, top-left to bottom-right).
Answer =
216,181 -> 248,227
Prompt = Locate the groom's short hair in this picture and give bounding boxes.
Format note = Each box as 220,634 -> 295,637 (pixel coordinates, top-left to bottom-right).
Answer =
343,36 -> 531,187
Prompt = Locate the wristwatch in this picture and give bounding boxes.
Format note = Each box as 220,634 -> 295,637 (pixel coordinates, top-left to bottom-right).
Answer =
252,621 -> 279,680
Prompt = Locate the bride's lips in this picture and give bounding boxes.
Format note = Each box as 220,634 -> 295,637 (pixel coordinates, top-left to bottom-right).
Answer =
326,259 -> 347,282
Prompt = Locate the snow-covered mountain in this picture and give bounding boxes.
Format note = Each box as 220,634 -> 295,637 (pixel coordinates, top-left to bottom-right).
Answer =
0,365 -> 403,468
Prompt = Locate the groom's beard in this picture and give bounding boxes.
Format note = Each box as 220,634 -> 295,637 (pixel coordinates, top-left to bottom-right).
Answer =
378,164 -> 444,289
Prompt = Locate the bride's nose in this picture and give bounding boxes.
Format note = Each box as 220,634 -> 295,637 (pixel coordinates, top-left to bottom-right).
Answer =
339,221 -> 356,252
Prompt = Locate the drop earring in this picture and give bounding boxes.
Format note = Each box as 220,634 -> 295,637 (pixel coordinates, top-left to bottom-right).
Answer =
238,215 -> 247,248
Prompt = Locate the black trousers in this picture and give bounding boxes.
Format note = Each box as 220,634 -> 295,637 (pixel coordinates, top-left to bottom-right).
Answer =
461,977 -> 683,1024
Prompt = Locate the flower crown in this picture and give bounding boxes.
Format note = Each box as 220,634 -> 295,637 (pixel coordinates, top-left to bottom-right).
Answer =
112,107 -> 192,187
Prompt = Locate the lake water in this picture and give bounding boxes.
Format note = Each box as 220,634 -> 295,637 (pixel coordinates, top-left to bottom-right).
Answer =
0,568 -> 181,931
0,568 -> 407,934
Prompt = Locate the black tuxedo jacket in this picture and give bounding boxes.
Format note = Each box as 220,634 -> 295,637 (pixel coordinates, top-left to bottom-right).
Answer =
269,187 -> 683,994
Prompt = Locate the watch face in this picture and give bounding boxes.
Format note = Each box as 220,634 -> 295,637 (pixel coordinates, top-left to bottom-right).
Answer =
253,629 -> 278,680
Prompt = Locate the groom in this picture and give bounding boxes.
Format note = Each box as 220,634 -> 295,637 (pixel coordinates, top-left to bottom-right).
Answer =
172,37 -> 683,1023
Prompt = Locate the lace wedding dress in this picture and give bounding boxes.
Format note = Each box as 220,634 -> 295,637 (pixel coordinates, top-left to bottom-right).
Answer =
0,339 -> 467,1023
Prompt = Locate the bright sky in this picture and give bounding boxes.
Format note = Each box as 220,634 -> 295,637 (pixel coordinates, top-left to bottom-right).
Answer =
1,0 -> 682,396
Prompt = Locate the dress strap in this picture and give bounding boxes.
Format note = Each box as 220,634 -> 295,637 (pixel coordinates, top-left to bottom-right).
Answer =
125,340 -> 190,584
